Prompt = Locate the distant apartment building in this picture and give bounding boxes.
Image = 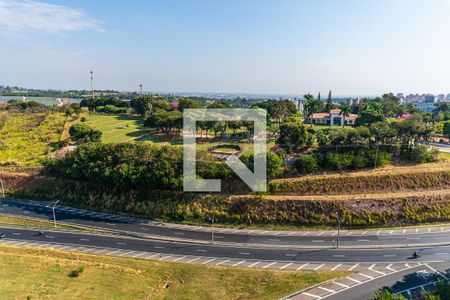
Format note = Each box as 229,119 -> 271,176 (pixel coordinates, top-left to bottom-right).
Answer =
306,109 -> 358,126
412,101 -> 436,113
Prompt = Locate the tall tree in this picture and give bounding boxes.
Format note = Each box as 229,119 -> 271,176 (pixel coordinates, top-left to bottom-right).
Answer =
325,90 -> 334,111
339,102 -> 352,127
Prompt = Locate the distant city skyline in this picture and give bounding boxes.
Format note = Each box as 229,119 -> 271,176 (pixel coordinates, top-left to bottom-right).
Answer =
1,0 -> 450,95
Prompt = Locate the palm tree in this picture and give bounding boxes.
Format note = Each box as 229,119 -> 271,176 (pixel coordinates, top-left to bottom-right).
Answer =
339,103 -> 352,127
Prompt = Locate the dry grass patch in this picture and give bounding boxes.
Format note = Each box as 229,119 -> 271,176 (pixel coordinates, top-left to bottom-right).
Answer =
0,245 -> 349,300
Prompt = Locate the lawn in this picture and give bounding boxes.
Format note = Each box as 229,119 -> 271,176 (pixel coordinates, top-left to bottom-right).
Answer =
81,113 -> 150,143
0,245 -> 349,300
0,112 -> 66,165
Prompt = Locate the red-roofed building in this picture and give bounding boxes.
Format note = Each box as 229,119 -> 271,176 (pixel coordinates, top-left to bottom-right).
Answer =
306,109 -> 358,126
0,102 -> 7,108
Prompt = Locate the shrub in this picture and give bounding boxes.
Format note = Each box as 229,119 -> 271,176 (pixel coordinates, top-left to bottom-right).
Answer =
80,117 -> 87,122
409,145 -> 438,163
69,123 -> 102,142
45,143 -> 183,190
240,152 -> 283,178
323,152 -> 354,170
68,266 -> 85,278
294,155 -> 318,173
96,105 -> 127,114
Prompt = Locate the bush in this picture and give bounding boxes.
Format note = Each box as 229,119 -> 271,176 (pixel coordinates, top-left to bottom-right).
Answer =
45,143 -> 184,190
69,123 -> 102,142
240,152 -> 283,178
96,105 -> 127,114
294,155 -> 318,173
409,145 -> 438,163
68,266 -> 85,278
323,152 -> 354,170
80,117 -> 87,122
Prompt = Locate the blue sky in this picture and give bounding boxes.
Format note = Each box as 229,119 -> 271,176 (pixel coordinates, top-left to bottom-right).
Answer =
1,0 -> 450,96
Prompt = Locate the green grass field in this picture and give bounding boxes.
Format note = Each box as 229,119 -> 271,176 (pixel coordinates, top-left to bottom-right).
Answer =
0,112 -> 66,165
0,245 -> 349,300
82,113 -> 150,143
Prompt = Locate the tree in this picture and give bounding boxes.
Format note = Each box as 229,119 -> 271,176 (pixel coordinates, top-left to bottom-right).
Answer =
325,90 -> 334,111
278,120 -> 313,152
178,99 -> 201,112
303,94 -> 324,118
444,121 -> 450,138
130,97 -> 152,116
339,102 -> 352,127
69,123 -> 102,142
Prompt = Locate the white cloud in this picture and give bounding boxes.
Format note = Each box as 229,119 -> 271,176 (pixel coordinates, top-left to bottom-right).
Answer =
0,0 -> 102,36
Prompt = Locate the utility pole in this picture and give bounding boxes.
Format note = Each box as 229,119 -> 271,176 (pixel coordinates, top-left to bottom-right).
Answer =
336,212 -> 341,248
90,70 -> 94,99
52,200 -> 59,228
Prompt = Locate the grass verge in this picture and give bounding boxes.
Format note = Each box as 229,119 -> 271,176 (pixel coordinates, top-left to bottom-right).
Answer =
0,214 -> 112,235
0,245 -> 349,300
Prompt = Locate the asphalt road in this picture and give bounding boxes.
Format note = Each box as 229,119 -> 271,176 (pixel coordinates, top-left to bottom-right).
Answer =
2,198 -> 450,249
2,197 -> 450,300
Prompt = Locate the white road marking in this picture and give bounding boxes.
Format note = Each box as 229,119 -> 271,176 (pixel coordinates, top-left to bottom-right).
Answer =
202,258 -> 216,264
196,249 -> 207,253
312,240 -> 324,243
296,263 -> 309,270
386,264 -> 396,272
215,259 -> 230,266
247,261 -> 260,268
262,262 -> 277,269
80,238 -> 90,241
314,264 -> 325,270
331,264 -> 342,270
359,273 -> 374,279
280,263 -> 293,270
268,239 -> 280,242
346,277 -> 362,284
357,239 -> 370,242
187,257 -> 202,263
302,292 -> 321,299
154,246 -> 165,249
238,252 -> 250,255
334,281 -> 349,288
348,263 -> 360,271
318,286 -> 335,293
232,260 -> 245,267
116,242 -> 126,245
172,256 -> 186,262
